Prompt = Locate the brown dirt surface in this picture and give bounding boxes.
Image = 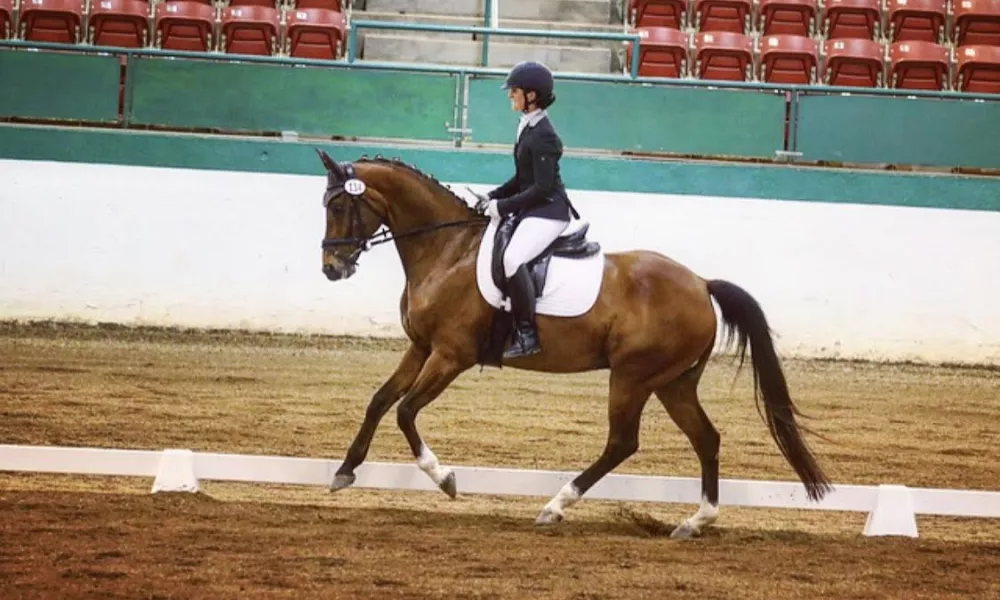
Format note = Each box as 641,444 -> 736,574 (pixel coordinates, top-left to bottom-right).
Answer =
1,321 -> 999,599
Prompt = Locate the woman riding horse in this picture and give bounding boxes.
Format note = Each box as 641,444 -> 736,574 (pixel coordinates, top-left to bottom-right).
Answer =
475,60 -> 580,360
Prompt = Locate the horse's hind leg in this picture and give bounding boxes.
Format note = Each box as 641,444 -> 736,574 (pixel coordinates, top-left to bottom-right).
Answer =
655,359 -> 721,539
535,371 -> 650,525
395,350 -> 471,498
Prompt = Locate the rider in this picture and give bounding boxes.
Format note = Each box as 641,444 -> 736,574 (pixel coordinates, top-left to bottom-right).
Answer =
476,60 -> 579,360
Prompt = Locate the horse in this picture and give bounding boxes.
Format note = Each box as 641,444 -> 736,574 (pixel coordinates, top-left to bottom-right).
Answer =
315,149 -> 832,538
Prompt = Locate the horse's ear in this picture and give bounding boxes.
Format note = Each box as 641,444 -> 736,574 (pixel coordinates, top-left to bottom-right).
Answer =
315,148 -> 343,178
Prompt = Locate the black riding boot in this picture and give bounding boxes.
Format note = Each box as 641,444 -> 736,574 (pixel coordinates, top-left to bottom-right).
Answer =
503,265 -> 541,359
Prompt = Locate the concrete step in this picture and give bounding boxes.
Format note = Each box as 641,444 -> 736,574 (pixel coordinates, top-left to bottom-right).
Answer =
355,11 -> 629,48
359,33 -> 614,73
360,0 -> 618,25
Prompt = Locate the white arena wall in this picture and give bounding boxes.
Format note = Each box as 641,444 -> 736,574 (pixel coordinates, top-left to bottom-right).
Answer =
2,158 -> 998,365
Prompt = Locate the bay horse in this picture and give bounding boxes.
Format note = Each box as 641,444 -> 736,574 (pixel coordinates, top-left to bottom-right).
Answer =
316,150 -> 832,538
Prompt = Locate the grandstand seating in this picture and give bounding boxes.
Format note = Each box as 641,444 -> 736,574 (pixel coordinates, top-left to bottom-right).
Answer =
294,0 -> 343,9
629,0 -> 688,29
823,0 -> 882,40
693,31 -> 753,80
155,1 -> 214,51
886,0 -> 947,42
0,0 -> 12,40
889,40 -> 950,89
757,0 -> 818,36
760,34 -> 819,83
284,7 -> 346,59
822,38 -> 885,86
229,0 -> 278,7
1,0 -> 999,94
89,0 -> 150,48
955,43 -> 1000,91
953,0 -> 1000,46
693,0 -> 752,33
220,5 -> 279,55
19,0 -> 84,43
625,25 -> 689,77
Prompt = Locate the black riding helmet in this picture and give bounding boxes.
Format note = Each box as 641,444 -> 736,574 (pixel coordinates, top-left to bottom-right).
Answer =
502,61 -> 556,110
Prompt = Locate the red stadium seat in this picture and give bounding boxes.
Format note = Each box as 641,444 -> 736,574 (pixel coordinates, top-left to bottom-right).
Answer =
823,38 -> 885,87
628,0 -> 688,29
0,0 -> 14,40
295,0 -> 342,8
221,5 -> 279,55
887,0 -> 947,42
284,7 -> 346,59
889,41 -> 950,89
694,0 -> 751,33
953,0 -> 1000,46
693,31 -> 753,80
824,0 -> 881,40
955,44 -> 1000,92
626,26 -> 690,77
19,0 -> 84,43
760,34 -> 819,83
89,0 -> 151,48
757,0 -> 818,36
229,0 -> 276,6
0,0 -> 12,40
155,1 -> 215,51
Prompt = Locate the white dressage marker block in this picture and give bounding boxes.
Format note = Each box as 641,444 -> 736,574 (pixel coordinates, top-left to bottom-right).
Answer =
864,484 -> 918,537
151,449 -> 200,493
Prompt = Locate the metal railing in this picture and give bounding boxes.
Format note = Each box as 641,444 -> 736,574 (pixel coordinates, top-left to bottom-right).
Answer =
5,38 -> 1000,104
345,20 -> 644,77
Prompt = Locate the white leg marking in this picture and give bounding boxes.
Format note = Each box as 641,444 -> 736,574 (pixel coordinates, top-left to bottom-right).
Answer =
417,444 -> 453,486
536,482 -> 581,524
682,494 -> 719,534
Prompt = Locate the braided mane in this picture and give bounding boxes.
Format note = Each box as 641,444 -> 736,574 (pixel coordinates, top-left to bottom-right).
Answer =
356,155 -> 478,216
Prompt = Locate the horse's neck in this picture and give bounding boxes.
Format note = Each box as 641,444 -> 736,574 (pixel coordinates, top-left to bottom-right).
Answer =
379,172 -> 477,283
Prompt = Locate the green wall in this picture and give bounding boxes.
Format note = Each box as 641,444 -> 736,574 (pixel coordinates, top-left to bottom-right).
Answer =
3,48 -> 1000,171
0,51 -> 121,122
3,124 -> 999,212
128,58 -> 459,141
467,77 -> 788,158
796,93 -> 1000,169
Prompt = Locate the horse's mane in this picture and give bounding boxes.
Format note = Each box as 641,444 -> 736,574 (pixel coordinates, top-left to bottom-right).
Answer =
356,155 -> 479,217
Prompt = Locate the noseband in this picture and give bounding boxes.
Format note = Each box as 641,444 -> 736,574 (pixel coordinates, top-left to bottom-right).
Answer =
321,162 -> 486,270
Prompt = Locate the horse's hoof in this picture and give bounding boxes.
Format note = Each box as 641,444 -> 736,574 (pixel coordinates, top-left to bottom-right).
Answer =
670,523 -> 698,539
535,508 -> 564,526
439,471 -> 457,499
330,473 -> 356,492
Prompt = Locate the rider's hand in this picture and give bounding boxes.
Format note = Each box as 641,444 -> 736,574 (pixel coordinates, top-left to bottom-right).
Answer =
482,200 -> 500,219
474,196 -> 500,219
468,188 -> 493,214
472,193 -> 500,219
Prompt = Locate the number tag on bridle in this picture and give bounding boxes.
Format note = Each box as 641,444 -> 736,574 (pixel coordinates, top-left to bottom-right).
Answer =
344,179 -> 366,196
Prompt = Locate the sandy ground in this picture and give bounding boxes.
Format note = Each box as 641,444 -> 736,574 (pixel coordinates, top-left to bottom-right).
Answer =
1,322 -> 998,599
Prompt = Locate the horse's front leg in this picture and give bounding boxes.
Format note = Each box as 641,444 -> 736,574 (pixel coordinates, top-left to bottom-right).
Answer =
331,343 -> 429,492
395,350 -> 471,498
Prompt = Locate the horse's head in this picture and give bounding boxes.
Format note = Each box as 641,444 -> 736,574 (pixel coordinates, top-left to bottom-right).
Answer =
316,149 -> 386,281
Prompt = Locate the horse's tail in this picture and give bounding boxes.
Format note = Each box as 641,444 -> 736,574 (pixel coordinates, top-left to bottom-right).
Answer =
706,279 -> 833,502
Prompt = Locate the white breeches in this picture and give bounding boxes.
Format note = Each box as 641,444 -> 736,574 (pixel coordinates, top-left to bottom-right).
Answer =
503,217 -> 570,278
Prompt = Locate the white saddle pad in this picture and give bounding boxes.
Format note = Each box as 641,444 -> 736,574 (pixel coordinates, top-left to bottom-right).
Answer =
475,216 -> 605,318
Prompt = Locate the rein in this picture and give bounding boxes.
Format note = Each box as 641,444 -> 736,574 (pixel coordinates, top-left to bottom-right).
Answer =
362,217 -> 488,250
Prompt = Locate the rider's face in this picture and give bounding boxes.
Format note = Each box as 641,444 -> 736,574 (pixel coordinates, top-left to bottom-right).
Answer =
509,88 -> 526,112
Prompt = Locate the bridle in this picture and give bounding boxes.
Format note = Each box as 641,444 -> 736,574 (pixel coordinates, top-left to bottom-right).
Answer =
321,163 -> 486,270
